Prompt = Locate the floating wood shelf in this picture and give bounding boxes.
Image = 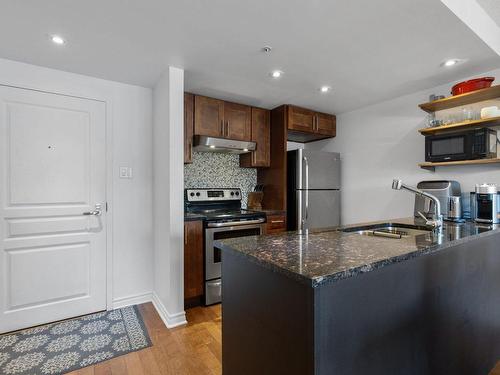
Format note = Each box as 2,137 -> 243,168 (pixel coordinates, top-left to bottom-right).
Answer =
419,85 -> 500,113
418,116 -> 500,135
419,158 -> 500,172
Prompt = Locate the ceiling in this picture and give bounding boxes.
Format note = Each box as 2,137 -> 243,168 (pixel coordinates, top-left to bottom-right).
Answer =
0,0 -> 499,113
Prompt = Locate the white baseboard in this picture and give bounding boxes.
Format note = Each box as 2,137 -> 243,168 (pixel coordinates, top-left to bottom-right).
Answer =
151,292 -> 187,328
112,292 -> 152,310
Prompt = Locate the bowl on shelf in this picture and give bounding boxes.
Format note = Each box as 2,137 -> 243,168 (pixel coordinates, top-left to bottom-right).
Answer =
451,77 -> 495,96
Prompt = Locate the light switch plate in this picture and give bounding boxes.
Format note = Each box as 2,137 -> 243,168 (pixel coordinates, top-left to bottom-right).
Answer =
119,166 -> 133,179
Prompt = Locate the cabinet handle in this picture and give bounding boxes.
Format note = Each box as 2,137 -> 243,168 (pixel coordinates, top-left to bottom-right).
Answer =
220,120 -> 224,136
271,220 -> 285,224
184,228 -> 187,244
226,121 -> 229,137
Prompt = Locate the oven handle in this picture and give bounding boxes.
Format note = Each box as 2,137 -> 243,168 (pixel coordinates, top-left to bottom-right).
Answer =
207,218 -> 266,228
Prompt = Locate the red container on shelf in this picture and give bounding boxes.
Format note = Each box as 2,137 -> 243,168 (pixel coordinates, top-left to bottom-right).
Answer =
451,77 -> 495,96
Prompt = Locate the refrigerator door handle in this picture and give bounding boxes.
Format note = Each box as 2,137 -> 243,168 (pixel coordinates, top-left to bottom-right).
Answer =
303,156 -> 309,233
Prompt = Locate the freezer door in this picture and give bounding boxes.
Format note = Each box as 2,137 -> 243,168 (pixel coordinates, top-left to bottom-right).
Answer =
296,149 -> 340,190
299,190 -> 340,231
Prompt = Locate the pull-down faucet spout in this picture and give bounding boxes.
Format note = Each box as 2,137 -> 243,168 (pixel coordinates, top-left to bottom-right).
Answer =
392,179 -> 443,232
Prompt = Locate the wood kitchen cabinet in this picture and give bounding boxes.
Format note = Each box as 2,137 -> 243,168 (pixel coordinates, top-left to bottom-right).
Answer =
184,93 -> 194,164
288,106 -> 315,133
194,95 -> 224,138
240,107 -> 270,168
286,105 -> 336,142
184,220 -> 204,307
194,95 -> 251,141
265,213 -> 286,234
224,102 -> 251,141
315,112 -> 336,136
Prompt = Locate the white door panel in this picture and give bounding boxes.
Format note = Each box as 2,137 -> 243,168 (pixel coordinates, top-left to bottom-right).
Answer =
0,86 -> 107,333
6,215 -> 89,238
6,243 -> 90,309
7,102 -> 90,205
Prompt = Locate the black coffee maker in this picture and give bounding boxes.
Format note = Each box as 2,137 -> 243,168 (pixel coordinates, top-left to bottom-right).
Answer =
473,183 -> 500,224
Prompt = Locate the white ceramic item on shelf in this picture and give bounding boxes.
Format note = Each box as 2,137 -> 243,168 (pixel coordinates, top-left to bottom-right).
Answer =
480,106 -> 500,119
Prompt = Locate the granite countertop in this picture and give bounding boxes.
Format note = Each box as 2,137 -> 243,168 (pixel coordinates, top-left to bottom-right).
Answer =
252,209 -> 286,216
184,213 -> 206,221
215,218 -> 500,288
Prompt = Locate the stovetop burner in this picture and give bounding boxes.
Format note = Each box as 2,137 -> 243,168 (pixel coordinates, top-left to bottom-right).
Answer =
185,188 -> 265,223
190,209 -> 265,222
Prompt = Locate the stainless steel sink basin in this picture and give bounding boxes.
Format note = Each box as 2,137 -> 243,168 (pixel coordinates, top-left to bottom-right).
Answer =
341,223 -> 433,239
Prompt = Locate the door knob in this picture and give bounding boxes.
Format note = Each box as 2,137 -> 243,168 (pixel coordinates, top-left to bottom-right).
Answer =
83,204 -> 102,216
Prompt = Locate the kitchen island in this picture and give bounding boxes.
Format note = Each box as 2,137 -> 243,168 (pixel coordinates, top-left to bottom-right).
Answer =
215,218 -> 500,375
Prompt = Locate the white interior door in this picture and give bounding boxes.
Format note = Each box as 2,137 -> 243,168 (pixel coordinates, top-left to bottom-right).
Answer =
0,85 -> 107,333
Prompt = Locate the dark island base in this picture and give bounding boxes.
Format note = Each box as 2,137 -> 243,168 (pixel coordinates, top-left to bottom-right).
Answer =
222,233 -> 500,375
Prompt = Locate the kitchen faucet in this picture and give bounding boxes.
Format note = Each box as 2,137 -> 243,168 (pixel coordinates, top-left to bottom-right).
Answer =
392,179 -> 443,232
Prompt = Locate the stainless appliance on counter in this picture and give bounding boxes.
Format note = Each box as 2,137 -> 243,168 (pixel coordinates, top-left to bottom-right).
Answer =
287,150 -> 341,234
185,188 -> 266,305
474,183 -> 500,224
414,180 -> 463,222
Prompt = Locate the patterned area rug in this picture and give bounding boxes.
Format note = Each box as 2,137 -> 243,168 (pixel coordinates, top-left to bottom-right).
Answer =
0,306 -> 152,374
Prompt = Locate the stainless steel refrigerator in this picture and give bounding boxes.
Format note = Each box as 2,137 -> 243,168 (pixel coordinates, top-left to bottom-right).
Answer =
287,149 -> 341,233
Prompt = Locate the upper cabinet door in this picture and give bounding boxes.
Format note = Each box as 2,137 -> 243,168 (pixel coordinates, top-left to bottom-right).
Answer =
288,106 -> 315,132
194,95 -> 224,138
315,113 -> 336,136
184,93 -> 194,164
224,102 -> 251,141
251,108 -> 270,167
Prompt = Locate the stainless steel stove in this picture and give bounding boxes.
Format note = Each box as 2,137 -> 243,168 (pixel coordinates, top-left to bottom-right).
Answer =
185,188 -> 266,305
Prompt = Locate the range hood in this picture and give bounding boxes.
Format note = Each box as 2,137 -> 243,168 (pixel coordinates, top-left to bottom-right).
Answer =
193,135 -> 256,154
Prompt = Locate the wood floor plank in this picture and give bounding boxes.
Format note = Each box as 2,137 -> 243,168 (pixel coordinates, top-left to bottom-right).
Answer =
108,356 -> 127,375
123,351 -> 145,375
93,361 -> 112,375
67,367 -> 95,375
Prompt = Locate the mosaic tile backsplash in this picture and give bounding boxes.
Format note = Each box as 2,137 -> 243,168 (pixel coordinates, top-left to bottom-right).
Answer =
184,152 -> 257,208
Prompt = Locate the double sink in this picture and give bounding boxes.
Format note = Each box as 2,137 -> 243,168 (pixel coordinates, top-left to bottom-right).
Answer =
341,223 -> 433,239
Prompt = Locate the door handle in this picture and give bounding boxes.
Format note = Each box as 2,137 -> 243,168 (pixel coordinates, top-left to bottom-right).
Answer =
83,204 -> 102,216
304,156 -> 309,221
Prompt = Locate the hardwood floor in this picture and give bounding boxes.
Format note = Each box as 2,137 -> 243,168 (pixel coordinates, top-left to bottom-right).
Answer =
67,303 -> 222,375
491,362 -> 500,375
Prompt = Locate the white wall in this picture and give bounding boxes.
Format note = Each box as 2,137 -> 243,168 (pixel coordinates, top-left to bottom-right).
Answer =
152,67 -> 186,328
0,58 -> 154,307
308,68 -> 500,225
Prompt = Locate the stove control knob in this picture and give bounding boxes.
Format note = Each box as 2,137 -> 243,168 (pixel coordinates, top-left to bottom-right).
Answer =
196,192 -> 201,197
230,191 -> 235,196
235,191 -> 240,196
190,192 -> 195,197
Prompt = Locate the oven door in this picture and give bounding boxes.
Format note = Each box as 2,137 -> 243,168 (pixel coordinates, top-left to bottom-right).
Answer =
205,223 -> 264,281
425,132 -> 472,162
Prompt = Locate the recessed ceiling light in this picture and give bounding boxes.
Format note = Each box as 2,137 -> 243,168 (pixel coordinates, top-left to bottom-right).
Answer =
442,59 -> 460,67
261,46 -> 272,53
51,35 -> 66,45
320,86 -> 331,93
270,70 -> 283,78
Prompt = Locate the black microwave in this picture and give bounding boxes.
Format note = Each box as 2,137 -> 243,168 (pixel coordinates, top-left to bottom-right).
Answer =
425,128 -> 497,162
